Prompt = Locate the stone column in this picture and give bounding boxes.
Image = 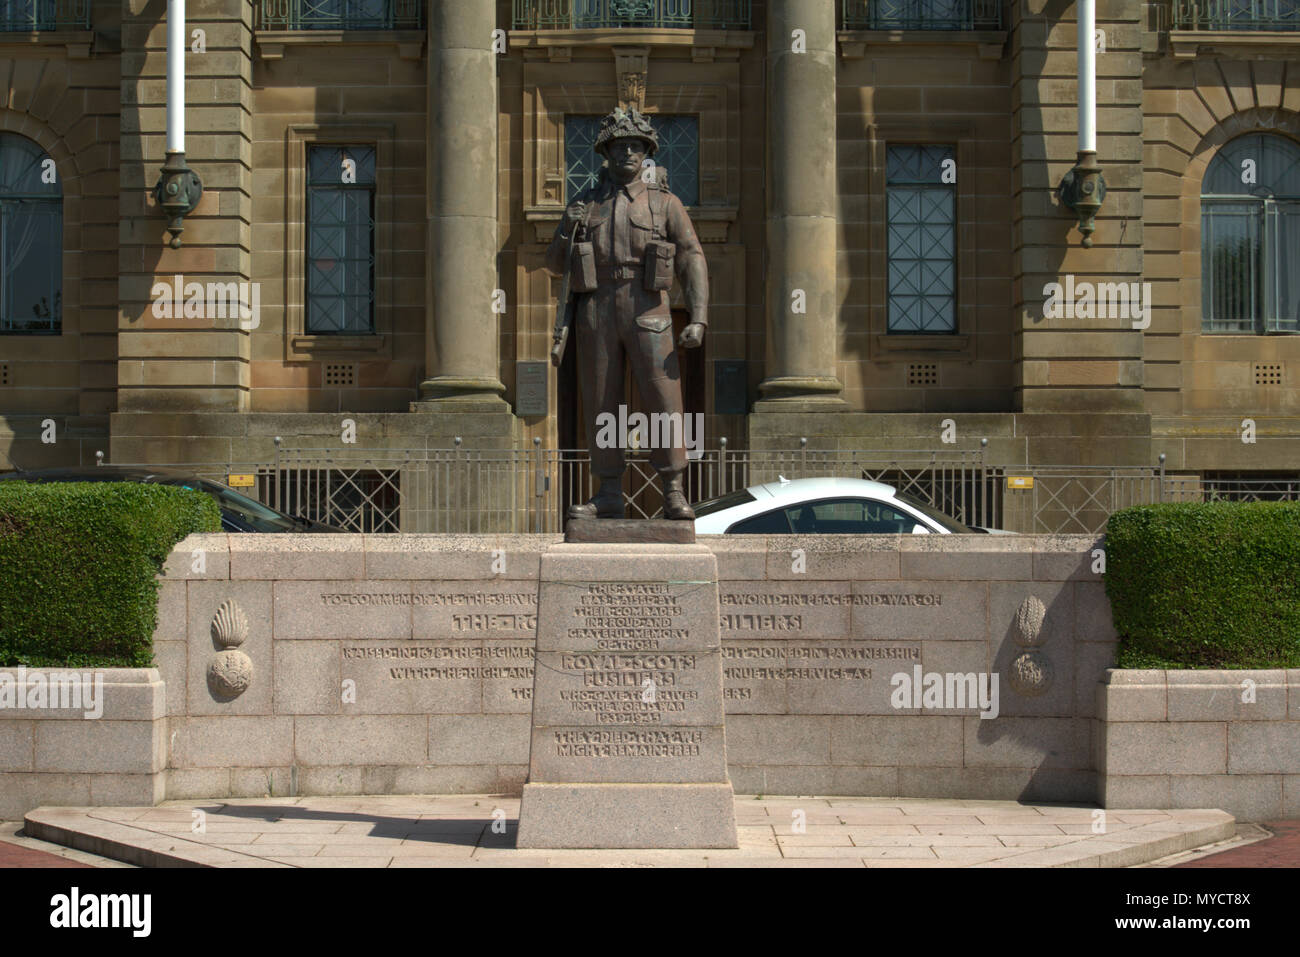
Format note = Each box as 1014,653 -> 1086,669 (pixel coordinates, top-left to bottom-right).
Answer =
755,0 -> 844,410
414,0 -> 508,410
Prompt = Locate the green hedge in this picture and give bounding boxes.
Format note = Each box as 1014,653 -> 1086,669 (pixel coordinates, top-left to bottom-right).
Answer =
0,482 -> 220,667
1105,501 -> 1300,669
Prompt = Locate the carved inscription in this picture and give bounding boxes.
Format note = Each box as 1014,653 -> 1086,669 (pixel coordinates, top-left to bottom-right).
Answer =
568,583 -> 687,650
554,729 -> 702,757
338,644 -> 535,681
721,642 -> 922,714
321,591 -> 536,606
337,641 -> 535,714
544,583 -> 707,727
316,583 -> 938,719
719,590 -> 945,635
721,593 -> 943,607
527,560 -> 731,786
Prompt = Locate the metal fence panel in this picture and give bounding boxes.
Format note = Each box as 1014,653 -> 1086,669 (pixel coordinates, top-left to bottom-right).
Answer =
92,449 -> 1300,535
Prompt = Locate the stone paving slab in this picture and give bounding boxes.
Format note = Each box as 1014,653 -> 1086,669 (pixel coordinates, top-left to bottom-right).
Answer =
0,822 -> 134,868
22,796 -> 1236,868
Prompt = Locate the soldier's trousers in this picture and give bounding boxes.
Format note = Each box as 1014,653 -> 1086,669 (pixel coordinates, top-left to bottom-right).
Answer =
575,280 -> 686,477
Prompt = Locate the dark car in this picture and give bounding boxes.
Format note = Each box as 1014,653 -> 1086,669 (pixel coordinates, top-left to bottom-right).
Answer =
0,466 -> 347,533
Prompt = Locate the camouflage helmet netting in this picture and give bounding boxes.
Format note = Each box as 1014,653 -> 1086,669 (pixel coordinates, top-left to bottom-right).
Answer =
594,106 -> 659,157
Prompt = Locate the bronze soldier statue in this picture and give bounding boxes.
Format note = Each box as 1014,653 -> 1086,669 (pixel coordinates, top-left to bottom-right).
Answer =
547,107 -> 708,521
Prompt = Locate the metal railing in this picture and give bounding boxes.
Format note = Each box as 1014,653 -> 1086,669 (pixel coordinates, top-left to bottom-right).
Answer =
999,465 -> 1171,535
258,0 -> 423,30
512,0 -> 752,30
0,0 -> 89,30
841,0 -> 1002,30
148,442 -> 1000,534
93,447 -> 1300,536
1172,0 -> 1300,29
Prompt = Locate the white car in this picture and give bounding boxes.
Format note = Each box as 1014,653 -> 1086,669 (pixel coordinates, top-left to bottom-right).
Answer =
693,477 -> 1007,535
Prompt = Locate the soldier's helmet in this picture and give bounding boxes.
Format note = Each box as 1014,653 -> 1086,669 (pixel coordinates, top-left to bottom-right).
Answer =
594,106 -> 659,158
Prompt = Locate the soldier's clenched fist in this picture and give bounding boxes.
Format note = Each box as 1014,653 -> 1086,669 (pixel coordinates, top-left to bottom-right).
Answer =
563,201 -> 587,231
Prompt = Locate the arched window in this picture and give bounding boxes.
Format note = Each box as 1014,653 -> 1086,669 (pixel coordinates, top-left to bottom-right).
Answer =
1201,132 -> 1300,333
0,133 -> 61,334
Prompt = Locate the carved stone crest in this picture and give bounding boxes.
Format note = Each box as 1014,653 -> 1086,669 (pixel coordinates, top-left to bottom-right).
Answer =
614,47 -> 649,111
206,599 -> 253,700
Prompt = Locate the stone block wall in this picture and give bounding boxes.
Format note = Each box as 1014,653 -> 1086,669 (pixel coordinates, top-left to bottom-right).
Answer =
0,668 -> 166,820
149,532 -> 1117,804
1097,669 -> 1300,820
5,534 -> 1298,822
153,533 -> 553,798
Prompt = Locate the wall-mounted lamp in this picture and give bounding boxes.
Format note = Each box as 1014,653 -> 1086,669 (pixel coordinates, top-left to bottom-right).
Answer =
153,0 -> 202,248
1057,0 -> 1106,247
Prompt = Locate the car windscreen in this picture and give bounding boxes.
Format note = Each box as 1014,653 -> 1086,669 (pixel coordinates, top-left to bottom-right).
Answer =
892,491 -> 974,533
692,488 -> 757,517
173,479 -> 301,532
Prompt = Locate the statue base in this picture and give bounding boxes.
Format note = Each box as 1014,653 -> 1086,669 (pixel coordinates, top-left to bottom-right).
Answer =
515,543 -> 737,849
564,518 -> 696,544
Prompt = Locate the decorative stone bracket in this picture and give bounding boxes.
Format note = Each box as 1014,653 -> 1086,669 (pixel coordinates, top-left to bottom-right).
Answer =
614,46 -> 649,110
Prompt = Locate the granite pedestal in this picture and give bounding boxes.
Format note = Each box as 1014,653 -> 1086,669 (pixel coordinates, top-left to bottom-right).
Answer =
516,542 -> 738,848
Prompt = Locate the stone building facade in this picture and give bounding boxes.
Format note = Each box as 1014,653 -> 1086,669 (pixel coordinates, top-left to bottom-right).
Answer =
1,0 -> 1298,523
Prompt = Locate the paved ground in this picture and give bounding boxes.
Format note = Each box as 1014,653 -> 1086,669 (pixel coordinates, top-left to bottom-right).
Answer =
20,796 -> 1236,868
0,822 -> 130,868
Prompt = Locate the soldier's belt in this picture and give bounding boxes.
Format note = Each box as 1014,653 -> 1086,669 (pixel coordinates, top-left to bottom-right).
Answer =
596,264 -> 644,280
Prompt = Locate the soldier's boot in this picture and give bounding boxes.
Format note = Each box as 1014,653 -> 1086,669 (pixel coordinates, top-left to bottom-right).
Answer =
662,471 -> 695,521
567,475 -> 625,520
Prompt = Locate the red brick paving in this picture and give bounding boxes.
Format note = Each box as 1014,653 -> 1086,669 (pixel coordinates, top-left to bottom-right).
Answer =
1175,822 -> 1300,868
0,837 -> 92,868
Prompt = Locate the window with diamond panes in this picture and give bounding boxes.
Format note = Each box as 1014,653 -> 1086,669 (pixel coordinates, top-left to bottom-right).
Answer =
0,133 -> 61,334
886,145 -> 956,334
1201,133 -> 1300,334
259,0 -> 422,30
307,145 -> 375,335
564,114 -> 700,206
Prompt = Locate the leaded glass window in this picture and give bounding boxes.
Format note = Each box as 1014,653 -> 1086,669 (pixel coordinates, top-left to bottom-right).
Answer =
0,0 -> 90,31
886,144 -> 956,334
0,133 -> 61,334
307,145 -> 375,335
1201,133 -> 1300,334
564,114 -> 700,206
841,0 -> 1001,29
259,0 -> 422,30
514,0 -> 751,29
1176,0 -> 1300,30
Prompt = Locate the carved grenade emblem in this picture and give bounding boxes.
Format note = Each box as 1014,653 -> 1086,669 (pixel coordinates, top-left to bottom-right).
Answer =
1015,595 -> 1046,646
211,599 -> 249,648
1007,596 -> 1052,696
1007,650 -> 1053,697
207,599 -> 253,700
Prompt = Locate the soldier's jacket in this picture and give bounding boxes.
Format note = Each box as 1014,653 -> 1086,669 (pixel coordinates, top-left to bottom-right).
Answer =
545,176 -> 708,332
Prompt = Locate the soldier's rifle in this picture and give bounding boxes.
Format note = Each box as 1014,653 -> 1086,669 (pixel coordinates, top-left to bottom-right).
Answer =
549,222 -> 579,368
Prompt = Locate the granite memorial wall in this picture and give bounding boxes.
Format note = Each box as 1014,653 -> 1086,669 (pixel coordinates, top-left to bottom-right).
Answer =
8,532 -> 1299,820
145,533 -> 1115,804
